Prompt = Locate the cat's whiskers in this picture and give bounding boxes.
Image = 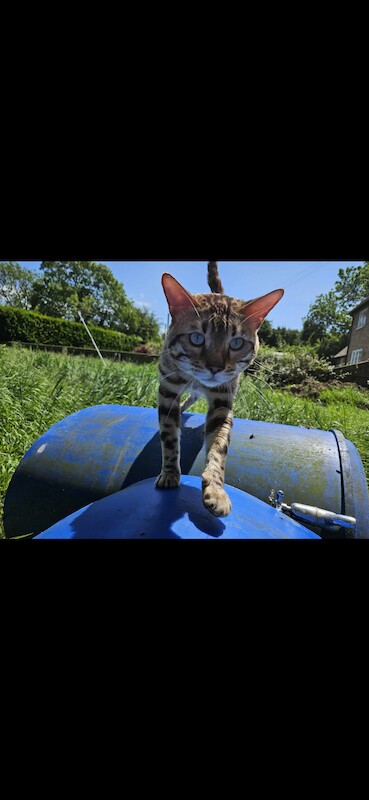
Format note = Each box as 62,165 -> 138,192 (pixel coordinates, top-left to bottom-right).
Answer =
247,366 -> 271,379
246,371 -> 273,391
253,359 -> 275,373
160,347 -> 179,358
248,380 -> 273,410
247,363 -> 268,372
161,344 -> 186,355
159,370 -> 181,385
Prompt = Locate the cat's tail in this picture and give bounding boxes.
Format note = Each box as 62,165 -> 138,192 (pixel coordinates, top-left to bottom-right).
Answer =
208,261 -> 224,294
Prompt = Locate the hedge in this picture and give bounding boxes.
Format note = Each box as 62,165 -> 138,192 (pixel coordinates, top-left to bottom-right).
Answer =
0,306 -> 142,351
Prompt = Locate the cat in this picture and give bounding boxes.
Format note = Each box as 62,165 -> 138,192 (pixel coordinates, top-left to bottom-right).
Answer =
156,262 -> 284,517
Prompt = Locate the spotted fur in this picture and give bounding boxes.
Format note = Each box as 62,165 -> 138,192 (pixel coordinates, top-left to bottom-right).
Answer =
156,263 -> 284,517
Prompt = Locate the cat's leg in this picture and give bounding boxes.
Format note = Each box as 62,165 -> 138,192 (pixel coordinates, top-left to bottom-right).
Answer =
202,393 -> 234,517
156,385 -> 184,489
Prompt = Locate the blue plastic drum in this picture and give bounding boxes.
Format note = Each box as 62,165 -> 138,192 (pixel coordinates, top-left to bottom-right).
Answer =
34,476 -> 319,539
4,405 -> 369,538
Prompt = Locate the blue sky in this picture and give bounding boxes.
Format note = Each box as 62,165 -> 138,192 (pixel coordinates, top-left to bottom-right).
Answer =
18,261 -> 364,331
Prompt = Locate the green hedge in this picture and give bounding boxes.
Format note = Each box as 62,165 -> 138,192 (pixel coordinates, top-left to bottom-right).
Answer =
0,306 -> 142,351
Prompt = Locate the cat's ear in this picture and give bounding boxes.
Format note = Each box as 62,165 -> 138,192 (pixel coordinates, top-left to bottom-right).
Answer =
162,273 -> 199,319
241,289 -> 284,331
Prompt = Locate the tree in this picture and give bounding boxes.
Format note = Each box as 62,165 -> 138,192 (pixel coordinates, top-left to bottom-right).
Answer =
301,262 -> 369,359
303,262 -> 369,342
258,319 -> 280,347
30,261 -> 131,326
29,261 -> 161,342
88,263 -> 133,329
334,262 -> 369,307
0,262 -> 37,309
31,261 -> 85,319
258,320 -> 301,348
301,290 -> 352,359
258,319 -> 272,344
126,305 -> 161,341
301,290 -> 350,344
275,327 -> 301,346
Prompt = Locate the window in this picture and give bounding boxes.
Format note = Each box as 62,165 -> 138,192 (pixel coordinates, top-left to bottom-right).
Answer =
356,311 -> 367,329
350,349 -> 363,365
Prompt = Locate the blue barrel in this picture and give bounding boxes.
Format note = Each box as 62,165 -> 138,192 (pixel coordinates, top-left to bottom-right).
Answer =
33,476 -> 318,539
3,404 -> 369,538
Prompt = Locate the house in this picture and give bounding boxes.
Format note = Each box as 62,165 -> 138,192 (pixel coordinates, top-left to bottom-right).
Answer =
346,296 -> 369,365
332,346 -> 348,366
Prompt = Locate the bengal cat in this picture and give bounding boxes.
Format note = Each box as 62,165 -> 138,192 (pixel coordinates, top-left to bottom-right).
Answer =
156,262 -> 284,517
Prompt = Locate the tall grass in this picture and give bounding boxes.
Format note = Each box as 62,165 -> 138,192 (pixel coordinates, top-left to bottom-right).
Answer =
1,345 -> 368,537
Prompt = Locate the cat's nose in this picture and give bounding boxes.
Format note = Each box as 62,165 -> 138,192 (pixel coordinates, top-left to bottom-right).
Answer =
209,367 -> 223,375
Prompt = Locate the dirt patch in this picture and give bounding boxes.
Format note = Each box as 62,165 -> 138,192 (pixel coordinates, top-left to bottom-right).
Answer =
288,378 -> 367,399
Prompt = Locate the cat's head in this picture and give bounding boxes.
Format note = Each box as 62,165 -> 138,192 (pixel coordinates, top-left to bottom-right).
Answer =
162,273 -> 284,388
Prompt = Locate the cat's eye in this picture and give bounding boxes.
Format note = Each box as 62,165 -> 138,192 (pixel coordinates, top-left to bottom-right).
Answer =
189,332 -> 205,346
229,337 -> 245,351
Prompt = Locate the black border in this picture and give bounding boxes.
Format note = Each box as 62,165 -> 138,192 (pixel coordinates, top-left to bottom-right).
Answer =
1,182 -> 366,260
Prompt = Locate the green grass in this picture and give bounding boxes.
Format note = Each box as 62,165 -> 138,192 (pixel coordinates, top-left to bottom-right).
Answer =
1,344 -> 369,538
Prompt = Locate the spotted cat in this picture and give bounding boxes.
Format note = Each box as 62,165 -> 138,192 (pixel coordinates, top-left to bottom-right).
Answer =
156,262 -> 284,517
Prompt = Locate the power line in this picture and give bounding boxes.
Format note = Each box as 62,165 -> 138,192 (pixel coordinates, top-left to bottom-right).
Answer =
283,262 -> 334,291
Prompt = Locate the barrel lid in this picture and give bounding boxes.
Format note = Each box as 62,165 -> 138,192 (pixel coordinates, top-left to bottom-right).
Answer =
34,476 -> 320,539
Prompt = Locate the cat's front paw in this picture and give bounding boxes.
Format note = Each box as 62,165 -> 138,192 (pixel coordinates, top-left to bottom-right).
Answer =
155,470 -> 181,489
202,485 -> 232,518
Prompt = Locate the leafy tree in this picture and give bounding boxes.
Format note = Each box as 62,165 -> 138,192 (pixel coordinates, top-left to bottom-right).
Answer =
127,305 -> 161,341
302,262 -> 369,346
259,320 -> 301,349
0,262 -> 37,309
314,332 -> 349,360
88,263 -> 132,329
301,262 -> 369,359
301,290 -> 350,344
301,291 -> 352,359
334,261 -> 369,307
258,319 -> 273,345
30,261 -> 161,342
30,261 -> 131,326
275,327 -> 301,346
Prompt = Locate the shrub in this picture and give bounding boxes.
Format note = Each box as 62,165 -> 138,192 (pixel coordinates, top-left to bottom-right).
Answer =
254,346 -> 336,387
0,306 -> 142,351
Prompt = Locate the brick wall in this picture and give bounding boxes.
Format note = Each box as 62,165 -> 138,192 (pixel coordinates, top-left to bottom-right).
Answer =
347,302 -> 369,364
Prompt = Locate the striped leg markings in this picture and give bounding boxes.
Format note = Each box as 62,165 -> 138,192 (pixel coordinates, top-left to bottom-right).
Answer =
155,375 -> 188,489
202,395 -> 234,517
